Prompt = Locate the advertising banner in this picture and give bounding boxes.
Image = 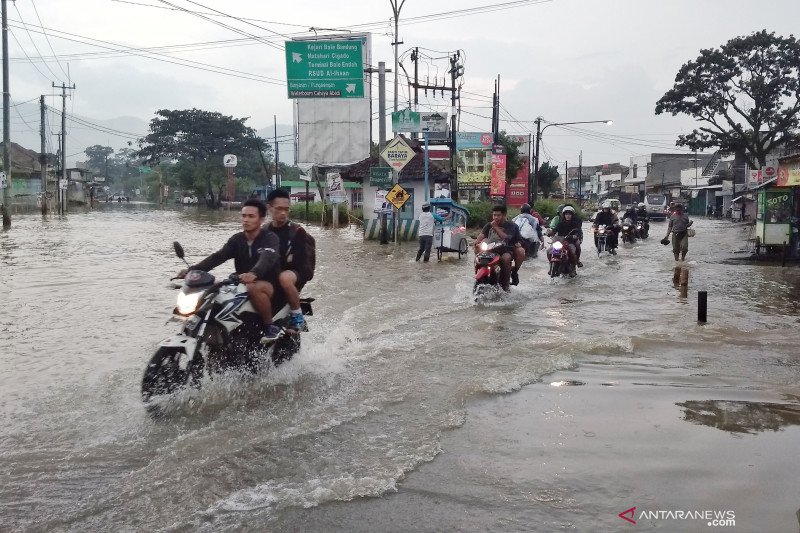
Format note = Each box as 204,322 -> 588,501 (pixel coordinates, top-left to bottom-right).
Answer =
327,171 -> 347,203
456,133 -> 493,189
777,159 -> 800,187
490,151 -> 507,197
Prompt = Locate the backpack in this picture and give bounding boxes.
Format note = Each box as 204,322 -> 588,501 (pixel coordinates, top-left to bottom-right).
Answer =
513,215 -> 537,240
288,222 -> 316,280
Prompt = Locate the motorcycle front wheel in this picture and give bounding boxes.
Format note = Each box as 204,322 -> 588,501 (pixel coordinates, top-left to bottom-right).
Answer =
141,346 -> 202,405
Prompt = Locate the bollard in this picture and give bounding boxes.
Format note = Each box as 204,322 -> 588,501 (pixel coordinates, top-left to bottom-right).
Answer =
698,290 -> 707,323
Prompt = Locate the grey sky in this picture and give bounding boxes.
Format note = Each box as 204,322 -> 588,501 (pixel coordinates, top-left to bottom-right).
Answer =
6,0 -> 800,167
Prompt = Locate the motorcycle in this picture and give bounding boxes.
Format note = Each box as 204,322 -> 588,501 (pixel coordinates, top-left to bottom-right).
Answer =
593,224 -> 615,256
547,230 -> 580,278
620,217 -> 636,244
635,219 -> 648,239
141,242 -> 314,409
473,241 -> 509,297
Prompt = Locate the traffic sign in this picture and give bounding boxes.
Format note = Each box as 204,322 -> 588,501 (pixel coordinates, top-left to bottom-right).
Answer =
369,167 -> 392,188
385,183 -> 410,209
223,154 -> 238,167
392,108 -> 419,132
380,136 -> 415,172
138,166 -> 151,174
420,112 -> 448,133
285,39 -> 364,98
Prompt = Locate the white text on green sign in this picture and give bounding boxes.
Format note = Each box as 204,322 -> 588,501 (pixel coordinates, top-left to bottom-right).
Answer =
285,39 -> 364,98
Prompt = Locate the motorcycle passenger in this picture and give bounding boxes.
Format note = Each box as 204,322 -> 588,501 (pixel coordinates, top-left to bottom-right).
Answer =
593,202 -> 619,254
553,206 -> 583,273
622,204 -> 638,224
265,187 -> 312,334
548,204 -> 567,231
513,203 -> 542,257
178,199 -> 283,340
474,203 -> 524,291
635,202 -> 650,236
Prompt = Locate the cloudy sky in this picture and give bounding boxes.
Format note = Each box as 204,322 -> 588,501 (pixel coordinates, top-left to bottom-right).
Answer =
5,0 -> 800,167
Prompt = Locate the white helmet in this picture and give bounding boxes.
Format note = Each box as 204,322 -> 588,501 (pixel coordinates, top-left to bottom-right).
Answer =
562,206 -> 576,214
638,202 -> 645,208
601,201 -> 612,209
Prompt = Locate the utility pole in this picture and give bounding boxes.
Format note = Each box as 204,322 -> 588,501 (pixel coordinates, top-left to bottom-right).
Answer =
449,51 -> 461,199
365,61 -> 392,244
53,82 -> 75,215
578,151 -> 583,205
52,132 -> 61,213
389,0 -> 405,112
564,160 -> 568,200
411,47 -> 418,140
40,95 -> 47,215
2,0 -> 12,227
531,117 -> 542,205
274,115 -> 280,189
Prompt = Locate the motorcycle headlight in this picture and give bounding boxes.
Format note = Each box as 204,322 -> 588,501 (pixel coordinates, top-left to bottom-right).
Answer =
176,290 -> 202,315
480,241 -> 489,251
552,241 -> 563,251
623,225 -> 629,230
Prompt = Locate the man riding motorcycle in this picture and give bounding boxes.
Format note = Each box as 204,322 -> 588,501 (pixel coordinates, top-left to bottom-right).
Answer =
593,202 -> 620,254
635,202 -> 650,237
177,198 -> 283,340
553,206 -> 583,274
512,203 -> 543,257
475,203 -> 524,291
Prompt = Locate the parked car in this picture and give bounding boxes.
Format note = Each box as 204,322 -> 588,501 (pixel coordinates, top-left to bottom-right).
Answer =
645,194 -> 668,220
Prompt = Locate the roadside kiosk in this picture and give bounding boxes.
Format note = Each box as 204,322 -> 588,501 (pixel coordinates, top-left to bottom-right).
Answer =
430,198 -> 470,260
754,184 -> 795,253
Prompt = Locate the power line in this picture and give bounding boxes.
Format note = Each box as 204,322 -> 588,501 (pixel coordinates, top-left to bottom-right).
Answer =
28,0 -> 71,80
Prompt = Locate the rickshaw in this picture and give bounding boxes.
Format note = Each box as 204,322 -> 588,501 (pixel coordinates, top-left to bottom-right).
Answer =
430,198 -> 470,260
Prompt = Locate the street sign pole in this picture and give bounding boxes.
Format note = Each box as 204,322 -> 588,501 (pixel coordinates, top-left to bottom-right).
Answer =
424,132 -> 429,202
393,168 -> 399,244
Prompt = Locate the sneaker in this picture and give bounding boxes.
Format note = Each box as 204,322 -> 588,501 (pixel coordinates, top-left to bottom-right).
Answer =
510,270 -> 519,286
260,324 -> 283,343
289,312 -> 306,331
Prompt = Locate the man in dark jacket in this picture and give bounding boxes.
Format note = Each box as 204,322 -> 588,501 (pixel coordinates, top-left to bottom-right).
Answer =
179,198 -> 283,339
554,206 -> 583,271
266,188 -> 311,332
593,203 -> 619,253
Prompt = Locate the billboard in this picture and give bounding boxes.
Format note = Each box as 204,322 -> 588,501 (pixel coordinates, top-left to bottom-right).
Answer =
455,133 -> 529,205
295,33 -> 372,166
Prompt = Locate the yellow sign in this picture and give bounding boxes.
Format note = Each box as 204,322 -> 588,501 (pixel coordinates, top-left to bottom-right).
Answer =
380,136 -> 416,172
778,160 -> 800,187
385,183 -> 410,209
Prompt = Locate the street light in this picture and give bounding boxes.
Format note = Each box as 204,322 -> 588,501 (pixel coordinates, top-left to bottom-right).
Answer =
531,118 -> 613,204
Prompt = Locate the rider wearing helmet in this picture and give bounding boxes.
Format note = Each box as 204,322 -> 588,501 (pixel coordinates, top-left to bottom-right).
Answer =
553,206 -> 583,273
549,204 -> 567,230
636,202 -> 650,235
593,201 -> 619,253
517,203 -> 544,247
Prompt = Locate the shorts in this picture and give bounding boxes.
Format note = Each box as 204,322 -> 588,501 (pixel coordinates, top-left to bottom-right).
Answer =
672,231 -> 689,254
265,269 -> 307,291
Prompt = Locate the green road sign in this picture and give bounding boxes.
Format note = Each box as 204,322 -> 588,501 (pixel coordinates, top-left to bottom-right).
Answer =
138,166 -> 151,174
285,39 -> 364,98
369,167 -> 392,188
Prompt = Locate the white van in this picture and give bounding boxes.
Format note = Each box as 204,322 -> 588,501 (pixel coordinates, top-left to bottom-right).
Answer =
644,194 -> 668,220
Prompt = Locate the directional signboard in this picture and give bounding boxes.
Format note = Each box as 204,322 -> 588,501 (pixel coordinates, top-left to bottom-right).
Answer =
369,167 -> 392,188
385,183 -> 410,210
285,39 -> 364,98
380,135 -> 416,172
223,154 -> 238,167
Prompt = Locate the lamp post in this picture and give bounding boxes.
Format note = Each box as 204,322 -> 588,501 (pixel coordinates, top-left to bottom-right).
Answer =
531,118 -> 612,204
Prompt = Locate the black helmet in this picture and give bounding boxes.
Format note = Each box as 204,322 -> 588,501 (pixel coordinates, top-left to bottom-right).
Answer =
520,203 -> 531,213
556,203 -> 566,214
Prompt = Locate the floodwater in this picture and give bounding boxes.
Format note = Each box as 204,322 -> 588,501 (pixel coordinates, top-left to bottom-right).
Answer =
1,205 -> 799,532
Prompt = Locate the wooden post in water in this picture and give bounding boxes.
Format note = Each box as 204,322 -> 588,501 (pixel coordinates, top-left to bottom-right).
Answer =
698,291 -> 707,323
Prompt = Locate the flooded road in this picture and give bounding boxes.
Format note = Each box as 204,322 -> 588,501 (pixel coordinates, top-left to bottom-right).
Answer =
2,206 -> 799,531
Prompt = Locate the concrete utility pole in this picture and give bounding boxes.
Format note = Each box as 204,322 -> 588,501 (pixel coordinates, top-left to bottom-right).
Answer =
53,82 -> 75,215
2,0 -> 12,227
40,95 -> 47,215
365,61 -> 391,244
531,117 -> 542,204
389,0 -> 405,112
274,115 -> 280,189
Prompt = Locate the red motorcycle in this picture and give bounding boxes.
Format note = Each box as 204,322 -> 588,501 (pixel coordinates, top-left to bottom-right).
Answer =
473,241 -> 505,296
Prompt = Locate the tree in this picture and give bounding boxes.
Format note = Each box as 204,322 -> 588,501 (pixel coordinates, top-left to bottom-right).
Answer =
84,145 -> 114,174
655,30 -> 800,168
536,162 -> 561,198
135,109 -> 270,206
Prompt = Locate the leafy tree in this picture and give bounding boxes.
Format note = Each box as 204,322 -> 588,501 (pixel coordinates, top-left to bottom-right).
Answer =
84,145 -> 114,174
135,108 -> 270,206
536,162 -> 561,198
655,30 -> 800,168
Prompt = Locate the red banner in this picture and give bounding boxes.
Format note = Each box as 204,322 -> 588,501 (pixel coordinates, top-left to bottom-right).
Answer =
490,153 -> 507,196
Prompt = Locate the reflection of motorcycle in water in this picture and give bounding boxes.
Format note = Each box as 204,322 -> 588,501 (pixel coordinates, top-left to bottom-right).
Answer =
473,241 -> 510,296
620,217 -> 636,244
547,230 -> 580,278
141,243 -> 313,411
635,219 -> 648,239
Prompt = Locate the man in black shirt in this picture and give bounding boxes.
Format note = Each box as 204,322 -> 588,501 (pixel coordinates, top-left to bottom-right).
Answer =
178,198 -> 283,340
474,203 -> 524,291
265,188 -> 311,332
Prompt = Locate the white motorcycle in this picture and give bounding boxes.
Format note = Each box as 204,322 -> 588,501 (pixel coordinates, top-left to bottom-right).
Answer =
141,242 -> 313,408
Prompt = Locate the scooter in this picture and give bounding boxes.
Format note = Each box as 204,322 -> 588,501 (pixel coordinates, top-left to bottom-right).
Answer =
141,242 -> 313,409
473,241 -> 508,297
635,219 -> 649,239
593,224 -> 614,256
